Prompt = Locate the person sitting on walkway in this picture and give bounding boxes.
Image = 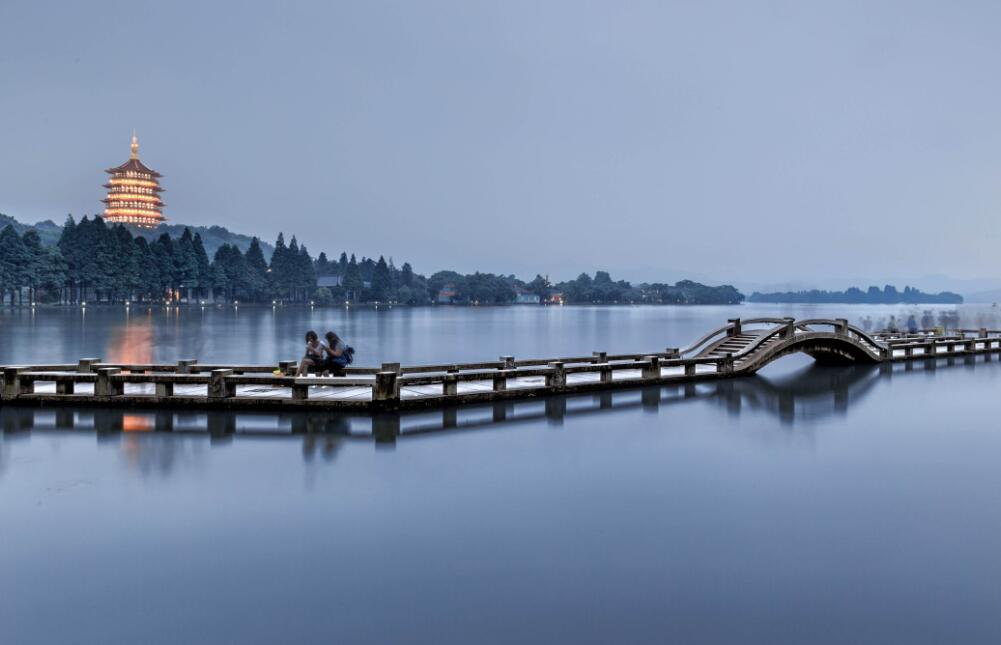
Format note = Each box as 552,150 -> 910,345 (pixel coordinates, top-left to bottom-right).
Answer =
296,330 -> 328,377
322,331 -> 351,376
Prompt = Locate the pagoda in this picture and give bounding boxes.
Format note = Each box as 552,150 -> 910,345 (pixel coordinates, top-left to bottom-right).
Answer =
101,132 -> 166,227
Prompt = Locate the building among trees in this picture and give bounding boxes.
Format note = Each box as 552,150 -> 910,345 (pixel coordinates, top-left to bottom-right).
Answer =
101,133 -> 166,228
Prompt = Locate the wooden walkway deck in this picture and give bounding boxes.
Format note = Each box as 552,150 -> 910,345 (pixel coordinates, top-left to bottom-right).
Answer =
3,318 -> 1000,413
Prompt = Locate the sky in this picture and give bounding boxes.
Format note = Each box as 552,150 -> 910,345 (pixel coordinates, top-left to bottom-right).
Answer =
2,0 -> 1000,289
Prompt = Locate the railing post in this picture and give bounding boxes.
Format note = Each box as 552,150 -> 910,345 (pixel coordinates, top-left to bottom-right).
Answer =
979,328 -> 988,339
717,353 -> 734,375
95,368 -> 122,396
56,378 -> 74,395
381,362 -> 402,375
78,358 -> 101,373
641,355 -> 660,379
600,363 -> 613,383
500,355 -> 515,370
546,361 -> 566,389
374,371 -> 400,403
835,318 -> 848,336
156,381 -> 174,398
208,369 -> 235,399
177,359 -> 198,375
664,347 -> 680,359
3,367 -> 31,398
727,318 -> 742,337
592,351 -> 607,364
279,360 -> 297,376
684,362 -> 697,377
783,318 -> 795,339
443,373 -> 458,396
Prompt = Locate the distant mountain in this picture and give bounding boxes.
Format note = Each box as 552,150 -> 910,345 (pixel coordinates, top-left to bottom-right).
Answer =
0,213 -> 273,259
0,213 -> 62,246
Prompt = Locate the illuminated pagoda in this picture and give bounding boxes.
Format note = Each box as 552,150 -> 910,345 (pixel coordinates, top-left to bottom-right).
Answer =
101,132 -> 166,227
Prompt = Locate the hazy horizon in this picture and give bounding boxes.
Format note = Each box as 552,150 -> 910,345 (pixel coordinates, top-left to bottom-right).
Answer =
2,1 -> 1000,286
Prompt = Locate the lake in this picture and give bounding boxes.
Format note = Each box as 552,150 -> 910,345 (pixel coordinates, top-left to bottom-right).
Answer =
3,304 -> 1001,644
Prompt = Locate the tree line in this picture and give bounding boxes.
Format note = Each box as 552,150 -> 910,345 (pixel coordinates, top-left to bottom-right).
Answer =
0,216 -> 746,306
748,285 -> 963,304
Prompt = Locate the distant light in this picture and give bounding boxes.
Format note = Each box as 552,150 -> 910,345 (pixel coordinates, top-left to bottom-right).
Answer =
272,300 -> 277,305
310,301 -> 315,306
81,301 -> 87,307
30,302 -> 36,307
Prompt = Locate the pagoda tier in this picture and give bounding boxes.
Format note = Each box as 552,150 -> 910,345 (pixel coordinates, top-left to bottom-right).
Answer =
101,133 -> 166,228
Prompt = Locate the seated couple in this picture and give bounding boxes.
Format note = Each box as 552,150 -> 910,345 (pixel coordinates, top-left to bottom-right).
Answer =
297,330 -> 353,377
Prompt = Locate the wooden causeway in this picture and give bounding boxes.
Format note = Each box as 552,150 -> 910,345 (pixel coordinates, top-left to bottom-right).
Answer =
3,318 -> 1000,412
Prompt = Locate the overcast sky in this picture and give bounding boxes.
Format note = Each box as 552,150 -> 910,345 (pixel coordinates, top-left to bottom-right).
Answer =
2,0 -> 1000,286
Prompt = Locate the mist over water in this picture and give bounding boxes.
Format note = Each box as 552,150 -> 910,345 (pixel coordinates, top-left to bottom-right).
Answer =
3,305 -> 1001,644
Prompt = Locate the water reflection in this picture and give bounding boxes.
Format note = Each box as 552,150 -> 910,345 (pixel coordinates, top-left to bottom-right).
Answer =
3,354 -> 997,478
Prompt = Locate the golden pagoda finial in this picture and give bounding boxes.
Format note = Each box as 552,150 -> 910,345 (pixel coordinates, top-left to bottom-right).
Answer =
130,130 -> 139,159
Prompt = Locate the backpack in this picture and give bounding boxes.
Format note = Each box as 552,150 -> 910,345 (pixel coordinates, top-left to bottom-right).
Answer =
343,346 -> 355,365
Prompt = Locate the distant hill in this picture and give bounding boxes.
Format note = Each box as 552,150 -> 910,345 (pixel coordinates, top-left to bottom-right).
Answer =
0,213 -> 62,246
0,213 -> 273,259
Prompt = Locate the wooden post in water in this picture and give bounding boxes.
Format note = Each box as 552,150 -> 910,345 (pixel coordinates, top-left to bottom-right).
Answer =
3,367 -> 31,398
95,368 -> 122,396
492,370 -> 512,391
374,371 -> 400,403
547,361 -> 566,389
443,373 -> 458,396
208,369 -> 235,399
641,356 -> 660,380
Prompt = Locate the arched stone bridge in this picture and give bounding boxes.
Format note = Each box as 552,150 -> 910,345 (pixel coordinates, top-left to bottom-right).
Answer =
679,317 -> 893,374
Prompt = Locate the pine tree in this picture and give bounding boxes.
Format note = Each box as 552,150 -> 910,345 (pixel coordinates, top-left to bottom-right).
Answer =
192,232 -> 212,298
371,256 -> 392,302
245,237 -> 269,301
342,253 -> 364,301
400,262 -> 414,287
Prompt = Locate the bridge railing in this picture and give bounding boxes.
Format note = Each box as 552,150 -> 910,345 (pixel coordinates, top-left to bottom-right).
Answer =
678,317 -> 791,358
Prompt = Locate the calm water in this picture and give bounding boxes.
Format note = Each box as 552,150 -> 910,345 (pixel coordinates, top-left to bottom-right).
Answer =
3,304 -> 1001,644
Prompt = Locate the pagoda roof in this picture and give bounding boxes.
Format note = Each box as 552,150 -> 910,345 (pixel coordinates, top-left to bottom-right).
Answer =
103,183 -> 164,192
105,157 -> 162,177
